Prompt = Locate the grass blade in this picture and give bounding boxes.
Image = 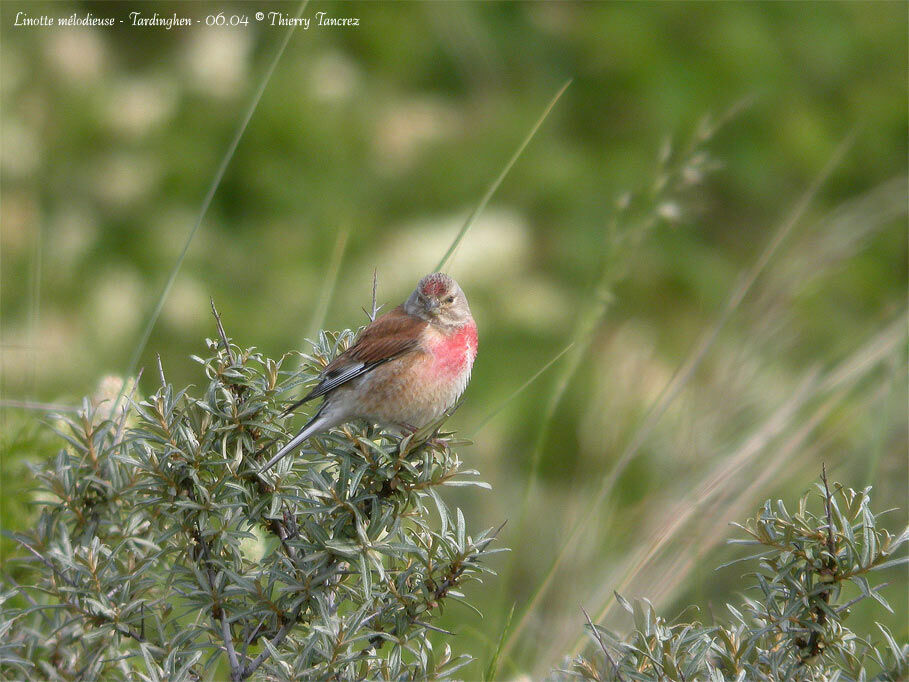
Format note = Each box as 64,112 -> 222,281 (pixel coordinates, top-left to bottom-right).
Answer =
435,79 -> 571,272
865,347 -> 902,486
123,0 -> 309,382
470,343 -> 573,437
595,129 -> 858,513
0,400 -> 78,412
27,219 -> 42,399
484,602 -> 515,681
565,315 -> 905,661
497,129 -> 857,664
306,227 -> 349,339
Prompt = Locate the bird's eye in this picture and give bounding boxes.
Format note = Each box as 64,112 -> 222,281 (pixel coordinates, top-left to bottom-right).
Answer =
444,295 -> 455,304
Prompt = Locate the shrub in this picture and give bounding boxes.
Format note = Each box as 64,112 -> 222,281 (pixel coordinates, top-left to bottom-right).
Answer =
1,321 -> 905,681
562,473 -> 908,681
1,322 -> 499,681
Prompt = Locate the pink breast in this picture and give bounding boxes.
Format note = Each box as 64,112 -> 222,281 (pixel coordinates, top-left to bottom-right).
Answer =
429,322 -> 478,377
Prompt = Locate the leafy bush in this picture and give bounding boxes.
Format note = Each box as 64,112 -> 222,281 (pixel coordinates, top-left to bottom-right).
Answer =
1,319 -> 905,681
1,321 -> 499,680
562,474 -> 908,682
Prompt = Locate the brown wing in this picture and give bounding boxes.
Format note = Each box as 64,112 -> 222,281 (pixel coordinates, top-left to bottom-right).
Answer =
286,306 -> 427,411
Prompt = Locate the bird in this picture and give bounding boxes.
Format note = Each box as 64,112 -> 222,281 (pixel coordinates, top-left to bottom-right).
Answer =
260,272 -> 477,473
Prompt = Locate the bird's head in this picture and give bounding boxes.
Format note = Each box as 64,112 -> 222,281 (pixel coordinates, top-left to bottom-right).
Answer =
405,272 -> 472,329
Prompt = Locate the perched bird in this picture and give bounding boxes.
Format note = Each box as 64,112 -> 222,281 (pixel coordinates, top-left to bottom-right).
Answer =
261,272 -> 477,472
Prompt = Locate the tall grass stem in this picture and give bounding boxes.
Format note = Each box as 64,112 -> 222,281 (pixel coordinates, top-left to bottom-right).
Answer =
122,0 -> 308,383
498,130 -> 857,662
435,80 -> 571,273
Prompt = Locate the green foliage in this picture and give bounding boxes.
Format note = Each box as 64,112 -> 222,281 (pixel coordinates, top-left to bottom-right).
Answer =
0,326 -> 499,680
2,5 -> 906,671
562,477 -> 908,681
0,419 -> 56,568
1,324 -> 906,682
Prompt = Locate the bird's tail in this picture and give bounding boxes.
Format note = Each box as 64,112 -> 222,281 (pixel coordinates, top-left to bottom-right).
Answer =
259,406 -> 329,473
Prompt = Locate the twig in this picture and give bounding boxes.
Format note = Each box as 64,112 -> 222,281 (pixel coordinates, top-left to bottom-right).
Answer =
211,298 -> 234,364
371,268 -> 379,318
836,582 -> 890,613
13,536 -> 76,588
199,525 -> 243,681
821,464 -> 837,561
156,353 -> 166,388
222,615 -> 241,677
115,367 -> 143,446
10,540 -> 157,653
239,604 -> 304,680
2,571 -> 39,608
272,506 -> 302,567
582,607 -> 625,682
413,619 -> 454,635
802,464 -> 838,665
364,268 -> 381,322
187,494 -> 244,680
242,616 -> 268,658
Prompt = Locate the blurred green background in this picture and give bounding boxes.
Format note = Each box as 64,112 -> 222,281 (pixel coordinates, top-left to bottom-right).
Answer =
2,1 -> 906,677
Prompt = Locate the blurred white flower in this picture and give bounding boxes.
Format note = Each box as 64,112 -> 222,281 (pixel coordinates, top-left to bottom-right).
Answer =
497,276 -> 571,331
1,118 -> 40,178
682,164 -> 703,186
163,276 -> 208,331
373,96 -> 460,171
0,190 -> 39,252
89,266 -> 144,344
47,207 -> 97,271
183,27 -> 251,97
93,375 -> 139,423
657,201 -> 682,223
92,152 -> 158,207
44,28 -> 107,82
309,51 -> 360,102
373,207 -> 530,292
1,45 -> 25,94
1,312 -> 75,386
105,77 -> 178,137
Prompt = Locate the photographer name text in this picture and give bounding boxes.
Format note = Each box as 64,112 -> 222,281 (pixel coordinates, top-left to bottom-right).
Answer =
13,10 -> 360,30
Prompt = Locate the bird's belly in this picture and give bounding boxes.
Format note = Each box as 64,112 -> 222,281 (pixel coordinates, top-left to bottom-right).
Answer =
352,350 -> 472,428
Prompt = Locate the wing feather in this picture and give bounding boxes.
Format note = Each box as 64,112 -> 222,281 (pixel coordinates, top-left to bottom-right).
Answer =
286,306 -> 427,411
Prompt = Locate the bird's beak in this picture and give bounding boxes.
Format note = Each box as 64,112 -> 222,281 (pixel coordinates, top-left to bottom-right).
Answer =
427,300 -> 440,315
